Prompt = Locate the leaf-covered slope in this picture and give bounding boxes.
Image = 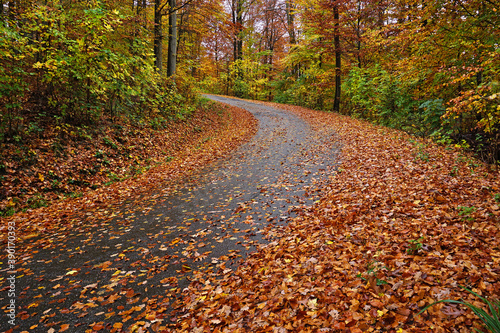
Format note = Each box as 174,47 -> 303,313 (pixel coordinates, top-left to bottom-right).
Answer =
0,102 -> 257,240
174,103 -> 500,332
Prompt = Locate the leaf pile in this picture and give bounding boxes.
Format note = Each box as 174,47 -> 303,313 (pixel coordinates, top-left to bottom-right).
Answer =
174,103 -> 500,332
0,103 -> 257,240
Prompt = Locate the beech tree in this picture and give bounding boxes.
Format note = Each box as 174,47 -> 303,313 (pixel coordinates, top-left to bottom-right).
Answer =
154,0 -> 198,76
167,0 -> 177,77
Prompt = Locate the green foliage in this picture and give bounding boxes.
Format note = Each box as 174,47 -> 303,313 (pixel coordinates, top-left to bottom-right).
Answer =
0,22 -> 30,138
106,172 -> 121,185
198,57 -> 273,100
418,286 -> 500,333
95,150 -> 105,159
450,166 -> 459,177
407,237 -> 424,255
1,208 -> 15,217
272,74 -> 295,104
356,260 -> 388,286
410,142 -> 430,162
0,0 -> 195,141
229,59 -> 272,100
458,206 -> 477,222
415,148 -> 430,162
342,66 -> 448,136
273,64 -> 335,110
418,99 -> 447,136
103,137 -> 118,149
198,76 -> 226,95
26,194 -> 48,210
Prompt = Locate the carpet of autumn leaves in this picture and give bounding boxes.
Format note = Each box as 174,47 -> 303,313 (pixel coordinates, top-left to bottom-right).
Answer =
0,102 -> 257,240
173,102 -> 500,333
0,101 -> 256,218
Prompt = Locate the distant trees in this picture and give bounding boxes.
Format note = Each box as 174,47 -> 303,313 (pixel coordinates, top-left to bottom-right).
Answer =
198,0 -> 293,98
196,0 -> 499,163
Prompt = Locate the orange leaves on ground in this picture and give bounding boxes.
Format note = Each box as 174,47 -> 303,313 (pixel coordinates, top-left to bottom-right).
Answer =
1,104 -> 257,240
173,102 -> 500,332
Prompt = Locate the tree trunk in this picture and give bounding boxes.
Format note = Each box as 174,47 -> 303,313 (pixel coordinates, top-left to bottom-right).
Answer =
215,27 -> 219,76
232,0 -> 243,61
286,0 -> 296,45
167,0 -> 177,77
142,0 -> 147,29
377,0 -> 385,27
333,5 -> 341,112
154,0 -> 163,73
236,0 -> 243,60
356,0 -> 361,68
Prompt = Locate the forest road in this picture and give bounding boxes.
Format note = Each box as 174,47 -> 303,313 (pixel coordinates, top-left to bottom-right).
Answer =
2,95 -> 339,332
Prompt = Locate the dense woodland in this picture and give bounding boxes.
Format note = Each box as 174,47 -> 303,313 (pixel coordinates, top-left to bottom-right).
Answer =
0,0 -> 499,214
1,2 -> 500,332
197,0 -> 499,164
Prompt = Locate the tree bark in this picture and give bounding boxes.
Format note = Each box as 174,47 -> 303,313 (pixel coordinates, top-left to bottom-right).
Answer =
232,0 -> 244,61
333,4 -> 341,112
356,0 -> 361,68
286,0 -> 296,45
167,0 -> 177,77
236,0 -> 243,60
154,0 -> 163,73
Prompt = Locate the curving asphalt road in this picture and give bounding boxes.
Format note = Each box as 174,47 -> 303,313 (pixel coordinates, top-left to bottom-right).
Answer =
1,96 -> 339,332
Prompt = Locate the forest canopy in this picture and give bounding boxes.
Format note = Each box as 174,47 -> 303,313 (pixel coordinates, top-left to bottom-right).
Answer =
1,0 -> 499,163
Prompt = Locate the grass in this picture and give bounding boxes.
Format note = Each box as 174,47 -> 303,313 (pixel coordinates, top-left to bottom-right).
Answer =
418,286 -> 500,333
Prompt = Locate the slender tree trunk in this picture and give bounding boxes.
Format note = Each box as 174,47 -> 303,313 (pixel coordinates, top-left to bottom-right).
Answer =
236,0 -> 243,60
226,58 -> 230,95
377,0 -> 385,26
286,0 -> 296,45
215,27 -> 219,77
142,0 -> 147,29
356,0 -> 361,68
232,0 -> 243,61
232,0 -> 237,61
167,0 -> 177,77
154,0 -> 163,73
286,0 -> 299,76
333,5 -> 341,112
8,0 -> 16,22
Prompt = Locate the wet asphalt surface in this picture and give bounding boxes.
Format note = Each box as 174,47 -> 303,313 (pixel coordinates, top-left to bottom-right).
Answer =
1,96 -> 339,332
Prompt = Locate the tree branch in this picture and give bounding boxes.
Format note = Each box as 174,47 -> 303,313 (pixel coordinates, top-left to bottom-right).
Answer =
158,0 -> 197,16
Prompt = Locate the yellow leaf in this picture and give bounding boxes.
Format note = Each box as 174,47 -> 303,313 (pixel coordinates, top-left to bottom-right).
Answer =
307,298 -> 318,309
377,310 -> 384,317
38,173 -> 44,182
28,302 -> 39,308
